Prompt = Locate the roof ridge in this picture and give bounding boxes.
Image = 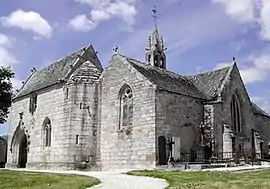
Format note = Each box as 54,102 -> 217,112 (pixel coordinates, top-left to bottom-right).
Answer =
188,65 -> 232,77
124,56 -> 207,99
36,44 -> 91,72
124,55 -> 188,79
13,44 -> 93,100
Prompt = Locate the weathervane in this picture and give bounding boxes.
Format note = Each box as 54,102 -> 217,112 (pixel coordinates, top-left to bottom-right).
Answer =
152,5 -> 158,26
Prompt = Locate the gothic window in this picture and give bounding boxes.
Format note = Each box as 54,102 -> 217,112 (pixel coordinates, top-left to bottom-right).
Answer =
42,117 -> 52,147
29,95 -> 37,114
230,94 -> 242,133
119,85 -> 133,128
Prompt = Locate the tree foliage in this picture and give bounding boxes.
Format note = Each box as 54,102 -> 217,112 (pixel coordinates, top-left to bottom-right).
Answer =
0,66 -> 14,124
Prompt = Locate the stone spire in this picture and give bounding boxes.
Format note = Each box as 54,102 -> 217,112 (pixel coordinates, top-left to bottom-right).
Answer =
145,6 -> 167,69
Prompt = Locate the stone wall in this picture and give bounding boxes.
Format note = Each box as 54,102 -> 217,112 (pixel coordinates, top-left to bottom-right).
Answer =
214,65 -> 255,156
7,84 -> 70,169
0,137 -> 7,166
155,90 -> 204,162
62,81 -> 99,170
7,80 -> 100,170
254,114 -> 270,156
100,54 -> 156,171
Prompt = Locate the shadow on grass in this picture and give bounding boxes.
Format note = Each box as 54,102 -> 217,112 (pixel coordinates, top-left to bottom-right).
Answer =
127,169 -> 270,189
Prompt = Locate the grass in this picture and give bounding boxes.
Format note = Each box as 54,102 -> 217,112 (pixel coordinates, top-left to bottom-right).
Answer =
128,169 -> 270,189
0,170 -> 100,189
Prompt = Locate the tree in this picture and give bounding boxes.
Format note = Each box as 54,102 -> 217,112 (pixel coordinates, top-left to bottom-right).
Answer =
0,66 -> 14,124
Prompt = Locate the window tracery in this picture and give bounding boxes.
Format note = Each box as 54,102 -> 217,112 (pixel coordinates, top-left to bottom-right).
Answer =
120,85 -> 133,127
231,94 -> 242,133
42,117 -> 52,147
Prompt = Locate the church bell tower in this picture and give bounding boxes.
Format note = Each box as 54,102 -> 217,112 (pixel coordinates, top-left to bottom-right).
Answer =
145,7 -> 167,69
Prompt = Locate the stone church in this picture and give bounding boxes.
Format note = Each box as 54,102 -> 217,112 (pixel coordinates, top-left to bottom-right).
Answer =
6,23 -> 270,171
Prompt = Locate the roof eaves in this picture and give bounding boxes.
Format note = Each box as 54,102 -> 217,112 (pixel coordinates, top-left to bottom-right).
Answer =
157,87 -> 206,100
12,80 -> 66,101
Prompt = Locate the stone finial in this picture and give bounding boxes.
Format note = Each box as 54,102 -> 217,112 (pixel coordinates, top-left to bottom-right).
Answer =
232,57 -> 236,64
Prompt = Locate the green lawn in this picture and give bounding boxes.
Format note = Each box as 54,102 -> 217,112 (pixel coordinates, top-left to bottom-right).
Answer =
0,170 -> 100,189
128,169 -> 270,189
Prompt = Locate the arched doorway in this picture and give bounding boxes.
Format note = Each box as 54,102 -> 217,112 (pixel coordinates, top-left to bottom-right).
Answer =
158,136 -> 167,165
18,134 -> 27,168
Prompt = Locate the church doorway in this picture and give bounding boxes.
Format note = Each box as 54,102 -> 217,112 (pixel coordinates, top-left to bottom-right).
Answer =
158,136 -> 167,165
18,134 -> 27,168
204,146 -> 212,161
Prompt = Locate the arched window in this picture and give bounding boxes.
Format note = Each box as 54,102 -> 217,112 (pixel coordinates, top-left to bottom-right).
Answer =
119,85 -> 133,127
42,117 -> 52,147
230,94 -> 242,132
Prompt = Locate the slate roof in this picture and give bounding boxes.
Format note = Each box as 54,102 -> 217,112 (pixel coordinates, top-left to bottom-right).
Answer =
70,60 -> 101,81
14,44 -> 100,99
186,67 -> 232,99
123,54 -> 270,117
125,57 -> 207,99
252,103 -> 270,117
122,55 -> 231,100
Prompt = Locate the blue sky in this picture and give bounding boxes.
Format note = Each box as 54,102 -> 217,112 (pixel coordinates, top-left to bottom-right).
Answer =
0,0 -> 270,134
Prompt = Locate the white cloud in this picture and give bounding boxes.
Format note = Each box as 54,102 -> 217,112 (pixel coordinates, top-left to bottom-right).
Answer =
212,0 -> 270,41
74,0 -> 111,8
0,34 -> 19,91
91,10 -> 110,22
260,0 -> 270,40
252,93 -> 270,114
0,9 -> 53,38
116,3 -> 241,61
214,54 -> 270,84
0,34 -> 12,47
0,47 -> 18,66
212,0 -> 255,23
0,34 -> 17,66
240,54 -> 270,84
68,14 -> 97,32
239,68 -> 267,84
214,62 -> 232,70
73,0 -> 138,31
105,1 -> 137,25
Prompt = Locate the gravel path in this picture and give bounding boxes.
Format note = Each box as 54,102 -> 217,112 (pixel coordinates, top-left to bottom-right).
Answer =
6,169 -> 168,189
89,171 -> 168,189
